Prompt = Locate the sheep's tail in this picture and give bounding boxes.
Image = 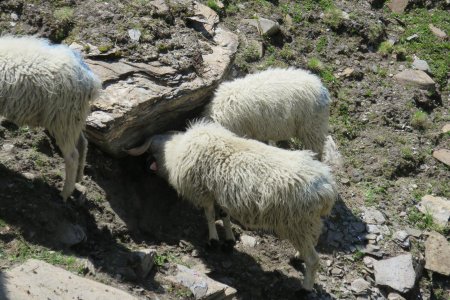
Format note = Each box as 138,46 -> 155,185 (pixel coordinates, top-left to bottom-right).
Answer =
318,182 -> 338,217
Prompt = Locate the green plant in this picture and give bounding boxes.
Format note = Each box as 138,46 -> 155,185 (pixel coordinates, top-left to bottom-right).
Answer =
98,44 -> 112,53
377,41 -> 393,56
352,250 -> 365,261
323,8 -> 344,30
307,57 -> 324,72
53,7 -> 74,23
411,110 -> 428,130
206,0 -> 221,12
242,43 -> 261,63
279,44 -> 295,61
400,146 -> 414,160
316,36 -> 328,53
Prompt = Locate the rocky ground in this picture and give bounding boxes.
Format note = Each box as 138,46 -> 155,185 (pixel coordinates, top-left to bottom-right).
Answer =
0,0 -> 449,299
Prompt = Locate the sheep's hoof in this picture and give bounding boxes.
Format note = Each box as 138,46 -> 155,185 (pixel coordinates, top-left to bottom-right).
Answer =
221,239 -> 236,253
206,239 -> 220,250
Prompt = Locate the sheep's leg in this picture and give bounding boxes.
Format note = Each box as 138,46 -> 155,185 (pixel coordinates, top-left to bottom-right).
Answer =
302,134 -> 325,161
295,243 -> 319,291
221,212 -> 236,252
204,202 -> 219,249
61,147 -> 79,201
76,132 -> 88,182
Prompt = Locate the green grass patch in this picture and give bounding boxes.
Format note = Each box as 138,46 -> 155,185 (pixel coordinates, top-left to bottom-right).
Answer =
53,7 -> 74,23
394,8 -> 450,89
411,110 -> 429,130
316,36 -> 328,53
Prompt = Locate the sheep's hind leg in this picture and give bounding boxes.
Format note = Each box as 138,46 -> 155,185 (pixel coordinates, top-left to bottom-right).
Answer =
294,243 -> 319,291
76,132 -> 88,182
204,202 -> 220,249
221,211 -> 236,252
61,147 -> 79,201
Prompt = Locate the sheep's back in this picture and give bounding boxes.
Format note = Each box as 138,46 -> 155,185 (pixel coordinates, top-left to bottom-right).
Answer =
205,68 -> 330,141
0,36 -> 100,150
171,122 -> 337,229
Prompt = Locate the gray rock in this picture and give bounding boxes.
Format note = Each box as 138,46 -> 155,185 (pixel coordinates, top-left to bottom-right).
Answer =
240,234 -> 257,247
363,256 -> 375,268
331,268 -> 343,277
442,124 -> 450,134
0,259 -> 138,299
406,34 -> 419,41
412,58 -> 431,74
363,207 -> 386,225
150,0 -> 170,15
387,0 -> 409,13
417,195 -> 450,226
128,29 -> 141,42
85,7 -> 238,156
2,143 -> 16,153
405,227 -> 422,238
425,231 -> 450,276
373,254 -> 416,293
257,18 -> 280,36
350,278 -> 371,295
132,248 -> 156,279
429,24 -> 447,39
56,222 -> 86,247
433,149 -> 450,167
388,293 -> 406,300
362,244 -> 384,258
165,264 -> 237,299
394,230 -> 410,249
393,69 -> 435,91
243,18 -> 280,36
187,2 -> 219,37
10,13 -> 19,21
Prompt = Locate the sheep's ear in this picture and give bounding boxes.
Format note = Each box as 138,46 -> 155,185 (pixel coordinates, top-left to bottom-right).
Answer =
124,138 -> 152,156
149,161 -> 158,171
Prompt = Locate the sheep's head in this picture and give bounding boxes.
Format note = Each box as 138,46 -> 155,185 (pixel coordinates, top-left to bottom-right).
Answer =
125,133 -> 178,180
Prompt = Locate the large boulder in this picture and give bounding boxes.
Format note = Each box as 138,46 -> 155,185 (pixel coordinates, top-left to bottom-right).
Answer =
85,1 -> 238,156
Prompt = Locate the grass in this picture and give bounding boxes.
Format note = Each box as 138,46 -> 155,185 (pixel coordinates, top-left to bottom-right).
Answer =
53,7 -> 74,23
411,110 -> 429,130
206,0 -> 221,13
394,8 -> 450,89
8,240 -> 82,273
377,40 -> 393,56
307,57 -> 324,72
316,36 -> 328,53
323,8 -> 344,30
279,44 -> 295,61
400,146 -> 414,160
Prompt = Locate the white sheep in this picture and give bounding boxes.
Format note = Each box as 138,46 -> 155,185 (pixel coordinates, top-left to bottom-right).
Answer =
0,36 -> 101,200
126,121 -> 337,291
203,68 -> 331,160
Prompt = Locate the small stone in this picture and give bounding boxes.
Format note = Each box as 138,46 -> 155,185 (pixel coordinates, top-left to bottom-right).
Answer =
56,222 -> 86,247
10,13 -> 18,21
406,34 -> 419,41
373,254 -> 416,293
69,42 -> 84,53
394,69 -> 435,90
132,249 -> 156,279
128,29 -> 141,42
387,0 -> 409,13
165,264 -> 237,299
412,58 -> 431,74
351,278 -> 371,295
429,24 -> 447,39
365,233 -> 378,240
257,18 -> 280,36
433,149 -> 450,167
425,231 -> 450,276
362,244 -> 384,258
363,256 -> 375,268
393,230 -> 409,242
405,227 -> 422,238
2,143 -> 15,152
442,124 -> 450,133
399,211 -> 407,217
363,207 -> 386,225
417,195 -> 450,226
240,234 -> 257,247
341,67 -> 354,77
22,172 -> 37,181
388,293 -> 406,300
331,268 -> 343,277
